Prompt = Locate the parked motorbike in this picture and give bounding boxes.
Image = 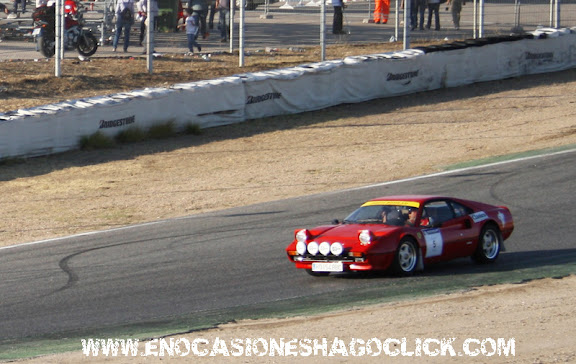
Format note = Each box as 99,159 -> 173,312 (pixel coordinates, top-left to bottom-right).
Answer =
32,0 -> 98,58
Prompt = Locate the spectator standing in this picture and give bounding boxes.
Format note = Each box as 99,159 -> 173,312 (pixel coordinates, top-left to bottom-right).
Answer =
207,0 -> 217,30
179,7 -> 202,55
113,0 -> 135,52
426,0 -> 440,30
216,0 -> 229,42
415,0 -> 426,30
137,0 -> 158,47
331,0 -> 344,35
446,0 -> 463,30
11,0 -> 25,15
188,0 -> 208,38
373,0 -> 389,24
401,0 -> 417,30
409,0 -> 417,30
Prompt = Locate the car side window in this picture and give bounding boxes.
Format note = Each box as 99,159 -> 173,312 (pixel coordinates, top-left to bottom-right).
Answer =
449,201 -> 472,218
422,201 -> 455,227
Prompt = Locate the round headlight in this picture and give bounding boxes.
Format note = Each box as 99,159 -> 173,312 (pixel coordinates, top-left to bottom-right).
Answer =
296,229 -> 308,243
296,241 -> 307,255
307,241 -> 319,255
359,230 -> 372,245
330,242 -> 344,256
319,242 -> 331,256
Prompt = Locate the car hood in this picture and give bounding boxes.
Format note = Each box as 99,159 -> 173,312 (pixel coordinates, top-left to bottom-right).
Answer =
309,223 -> 402,249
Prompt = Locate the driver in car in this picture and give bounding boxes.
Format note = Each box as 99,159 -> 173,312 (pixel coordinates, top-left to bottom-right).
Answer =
405,206 -> 418,226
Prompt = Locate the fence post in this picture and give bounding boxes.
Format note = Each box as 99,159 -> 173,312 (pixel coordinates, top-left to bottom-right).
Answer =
320,0 -> 325,61
512,0 -> 522,33
403,0 -> 409,50
394,0 -> 399,41
473,0 -> 477,38
478,0 -> 484,38
555,0 -> 561,27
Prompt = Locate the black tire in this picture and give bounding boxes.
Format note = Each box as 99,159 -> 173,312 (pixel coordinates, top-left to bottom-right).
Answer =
390,238 -> 419,276
472,224 -> 502,264
423,45 -> 442,53
464,38 -> 489,47
305,269 -> 329,277
448,41 -> 468,49
38,35 -> 55,58
77,32 -> 98,57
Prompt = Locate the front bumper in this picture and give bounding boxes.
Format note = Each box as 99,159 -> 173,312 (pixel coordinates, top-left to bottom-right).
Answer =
294,260 -> 375,272
289,252 -> 394,272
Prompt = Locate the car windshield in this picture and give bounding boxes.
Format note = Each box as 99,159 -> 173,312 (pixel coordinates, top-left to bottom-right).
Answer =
343,204 -> 415,226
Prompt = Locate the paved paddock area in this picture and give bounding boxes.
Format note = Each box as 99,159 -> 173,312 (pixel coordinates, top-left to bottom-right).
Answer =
0,2 -> 475,61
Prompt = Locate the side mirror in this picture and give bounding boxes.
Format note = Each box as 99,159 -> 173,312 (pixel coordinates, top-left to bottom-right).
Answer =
332,219 -> 340,225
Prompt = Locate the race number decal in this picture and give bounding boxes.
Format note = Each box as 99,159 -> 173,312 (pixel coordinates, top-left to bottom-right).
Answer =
423,229 -> 443,258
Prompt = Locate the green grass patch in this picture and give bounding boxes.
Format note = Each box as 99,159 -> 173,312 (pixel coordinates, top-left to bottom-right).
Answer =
147,121 -> 176,139
79,120 -> 201,151
115,126 -> 147,143
79,131 -> 116,150
0,156 -> 25,166
184,122 -> 203,135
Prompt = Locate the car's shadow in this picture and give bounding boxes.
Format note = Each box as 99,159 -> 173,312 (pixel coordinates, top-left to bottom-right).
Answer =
328,248 -> 576,279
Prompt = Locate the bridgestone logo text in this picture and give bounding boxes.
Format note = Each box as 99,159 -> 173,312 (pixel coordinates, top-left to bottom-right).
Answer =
387,70 -> 419,81
99,116 -> 136,129
246,92 -> 282,105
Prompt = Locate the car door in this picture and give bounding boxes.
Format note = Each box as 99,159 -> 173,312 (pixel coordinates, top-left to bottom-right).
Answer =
423,200 -> 476,260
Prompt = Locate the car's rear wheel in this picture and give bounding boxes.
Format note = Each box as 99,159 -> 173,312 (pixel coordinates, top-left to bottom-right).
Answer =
472,224 -> 502,264
305,269 -> 330,277
391,238 -> 419,276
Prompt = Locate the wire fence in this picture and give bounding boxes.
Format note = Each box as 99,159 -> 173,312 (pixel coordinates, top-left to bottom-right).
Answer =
202,0 -> 576,52
237,0 -> 576,46
1,0 -> 574,57
280,0 -> 572,29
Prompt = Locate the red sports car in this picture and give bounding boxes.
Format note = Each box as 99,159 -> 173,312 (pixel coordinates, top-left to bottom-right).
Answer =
286,195 -> 514,276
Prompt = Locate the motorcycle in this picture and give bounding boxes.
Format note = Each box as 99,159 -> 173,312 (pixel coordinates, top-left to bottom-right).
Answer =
32,0 -> 98,58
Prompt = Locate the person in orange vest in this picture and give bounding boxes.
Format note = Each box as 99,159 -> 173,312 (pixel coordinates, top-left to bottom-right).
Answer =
373,0 -> 390,24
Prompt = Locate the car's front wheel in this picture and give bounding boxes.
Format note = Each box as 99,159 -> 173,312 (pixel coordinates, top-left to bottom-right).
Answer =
390,238 -> 419,276
472,224 -> 502,264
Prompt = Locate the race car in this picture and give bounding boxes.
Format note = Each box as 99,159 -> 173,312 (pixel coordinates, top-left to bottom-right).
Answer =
286,195 -> 514,276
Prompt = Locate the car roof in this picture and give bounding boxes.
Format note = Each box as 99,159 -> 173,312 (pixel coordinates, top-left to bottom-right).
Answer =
364,195 -> 497,212
366,195 -> 452,204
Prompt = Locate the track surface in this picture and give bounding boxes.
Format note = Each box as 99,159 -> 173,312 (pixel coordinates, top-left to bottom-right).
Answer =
1,149 -> 575,341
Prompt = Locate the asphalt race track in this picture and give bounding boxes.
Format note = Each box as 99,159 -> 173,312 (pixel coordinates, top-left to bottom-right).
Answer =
1,149 -> 575,347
